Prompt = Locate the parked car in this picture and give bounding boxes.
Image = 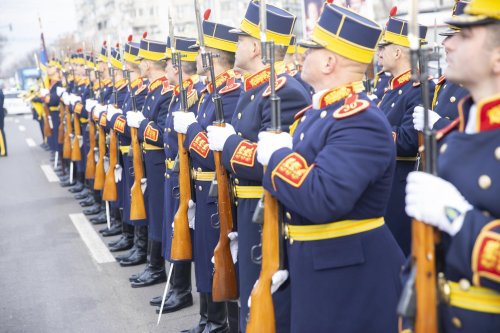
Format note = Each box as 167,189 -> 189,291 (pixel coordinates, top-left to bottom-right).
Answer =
3,90 -> 30,115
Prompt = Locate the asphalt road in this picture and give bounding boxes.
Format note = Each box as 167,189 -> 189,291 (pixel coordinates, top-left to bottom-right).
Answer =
0,114 -> 200,333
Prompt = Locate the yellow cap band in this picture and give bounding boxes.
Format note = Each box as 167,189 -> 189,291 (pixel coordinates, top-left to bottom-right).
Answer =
240,18 -> 292,46
205,35 -> 237,53
137,48 -> 166,61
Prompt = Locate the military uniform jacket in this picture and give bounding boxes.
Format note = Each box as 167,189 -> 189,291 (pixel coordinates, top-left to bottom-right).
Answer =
97,78 -> 129,133
262,83 -> 404,333
44,80 -> 62,108
432,75 -> 469,131
72,78 -> 91,120
373,70 -> 392,100
437,94 -> 500,332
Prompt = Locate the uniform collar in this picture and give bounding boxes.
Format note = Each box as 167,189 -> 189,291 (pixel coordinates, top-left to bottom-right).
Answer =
243,61 -> 286,92
114,78 -> 128,90
206,69 -> 235,94
390,69 -> 412,90
174,74 -> 200,96
148,75 -> 168,93
130,77 -> 144,89
313,81 -> 365,109
78,77 -> 89,86
459,93 -> 500,133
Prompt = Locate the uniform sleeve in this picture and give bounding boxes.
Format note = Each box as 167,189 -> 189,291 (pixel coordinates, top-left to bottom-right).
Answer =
433,117 -> 453,131
222,80 -> 311,181
138,92 -> 172,147
109,113 -> 130,138
263,114 -> 394,224
446,209 -> 500,292
44,82 -> 61,106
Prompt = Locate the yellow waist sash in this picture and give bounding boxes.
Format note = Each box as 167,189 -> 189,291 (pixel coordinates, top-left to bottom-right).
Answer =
233,185 -> 264,199
142,142 -> 163,150
286,217 -> 385,242
119,145 -> 130,154
49,106 -> 59,111
192,170 -> 215,181
448,281 -> 500,314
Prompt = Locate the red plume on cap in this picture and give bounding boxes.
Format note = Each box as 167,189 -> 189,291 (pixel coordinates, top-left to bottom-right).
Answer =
203,9 -> 211,20
116,42 -> 120,48
389,6 -> 397,17
76,48 -> 82,53
102,40 -> 107,46
142,31 -> 148,39
128,35 -> 133,42
325,0 -> 334,4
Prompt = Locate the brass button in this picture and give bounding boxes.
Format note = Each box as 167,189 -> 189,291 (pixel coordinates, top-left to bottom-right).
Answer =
443,84 -> 447,89
164,143 -> 167,147
459,279 -> 470,291
478,175 -> 492,190
435,101 -> 439,105
234,178 -> 239,185
237,132 -> 242,136
152,96 -> 155,100
250,95 -> 254,101
164,128 -> 167,132
198,185 -> 203,191
175,97 -> 178,102
495,147 -> 500,160
451,317 -> 462,329
197,167 -> 202,172
445,116 -> 450,120
285,211 -> 291,220
167,145 -> 170,149
398,90 -> 402,95
300,133 -> 304,140
235,200 -> 238,206
440,143 -> 448,154
237,113 -> 241,119
164,173 -> 167,177
168,128 -> 171,133
301,115 -> 306,122
166,174 -> 170,179
391,102 -> 395,108
450,96 -> 456,103
320,110 -> 327,118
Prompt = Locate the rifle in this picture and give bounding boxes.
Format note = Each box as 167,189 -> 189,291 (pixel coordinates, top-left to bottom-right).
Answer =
247,1 -> 284,331
34,52 -> 53,139
193,0 -> 238,301
63,58 -> 75,160
397,2 -> 438,333
122,36 -> 147,220
85,46 -> 97,180
58,54 -> 68,147
170,13 -> 193,261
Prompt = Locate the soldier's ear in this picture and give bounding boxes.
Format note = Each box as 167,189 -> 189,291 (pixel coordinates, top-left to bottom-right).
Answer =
323,52 -> 336,75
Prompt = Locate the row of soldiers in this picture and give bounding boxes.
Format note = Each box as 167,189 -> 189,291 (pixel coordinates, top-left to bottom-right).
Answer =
29,0 -> 499,332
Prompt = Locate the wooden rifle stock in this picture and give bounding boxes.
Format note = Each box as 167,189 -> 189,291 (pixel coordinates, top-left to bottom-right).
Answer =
413,132 -> 438,333
71,113 -> 82,161
85,116 -> 96,180
63,105 -> 72,159
94,126 -> 106,190
246,187 -> 280,333
171,133 -> 193,261
130,127 -> 147,220
57,103 -> 65,144
42,103 -> 53,138
102,129 -> 118,201
212,149 -> 238,301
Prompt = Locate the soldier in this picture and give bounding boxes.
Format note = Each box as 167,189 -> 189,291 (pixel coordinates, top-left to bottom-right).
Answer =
0,86 -> 5,157
372,51 -> 392,101
377,15 -> 435,255
413,0 -> 470,133
256,3 -> 405,332
106,36 -> 150,266
173,17 -> 240,332
42,59 -> 63,161
284,36 -> 313,95
206,2 -> 311,331
125,34 -> 172,288
405,0 -> 500,332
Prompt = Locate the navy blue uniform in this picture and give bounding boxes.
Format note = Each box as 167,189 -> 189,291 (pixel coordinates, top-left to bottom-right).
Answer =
0,88 -> 6,156
162,74 -> 204,260
431,75 -> 469,131
373,70 -> 391,100
72,77 -> 91,174
220,64 -> 311,333
184,70 -> 240,293
435,95 -> 500,332
44,80 -> 62,153
378,70 -> 435,255
263,83 -> 404,333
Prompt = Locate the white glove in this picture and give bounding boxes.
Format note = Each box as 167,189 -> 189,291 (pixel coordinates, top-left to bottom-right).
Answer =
188,199 -> 196,229
85,99 -> 98,113
70,94 -> 82,106
413,106 -> 441,131
173,111 -> 196,134
141,178 -> 147,194
206,124 -> 236,151
77,135 -> 83,148
228,231 -> 238,264
405,171 -> 472,236
367,93 -> 378,101
248,270 -> 289,308
126,111 -> 146,128
40,88 -> 50,97
56,87 -> 66,97
106,105 -> 123,121
61,92 -> 70,105
93,104 -> 107,120
114,164 -> 123,183
257,131 -> 293,166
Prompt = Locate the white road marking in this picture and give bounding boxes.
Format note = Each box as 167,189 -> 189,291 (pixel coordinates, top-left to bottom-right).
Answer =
14,118 -> 20,123
26,138 -> 36,147
18,125 -> 26,132
40,164 -> 59,182
69,213 -> 116,264
24,114 -> 32,120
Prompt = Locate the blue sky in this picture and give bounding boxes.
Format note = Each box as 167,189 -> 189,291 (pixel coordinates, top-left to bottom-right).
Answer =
0,0 -> 76,75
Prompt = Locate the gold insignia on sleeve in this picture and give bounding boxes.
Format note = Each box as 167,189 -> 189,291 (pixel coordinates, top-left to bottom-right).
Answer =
230,140 -> 257,172
271,152 -> 314,191
189,132 -> 210,158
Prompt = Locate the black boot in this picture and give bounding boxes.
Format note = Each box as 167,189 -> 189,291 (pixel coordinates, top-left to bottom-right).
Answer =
227,301 -> 239,333
83,204 -> 102,215
108,232 -> 134,252
120,225 -> 147,267
79,196 -> 96,207
131,240 -> 166,288
102,209 -> 123,237
202,294 -> 229,333
74,188 -> 91,200
68,182 -> 84,193
156,261 -> 193,313
181,293 -> 208,333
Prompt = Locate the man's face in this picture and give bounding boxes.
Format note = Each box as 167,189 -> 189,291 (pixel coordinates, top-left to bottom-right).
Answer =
97,61 -> 107,74
234,35 -> 254,72
443,26 -> 491,86
47,65 -> 58,76
138,59 -> 148,77
378,44 -> 395,73
301,48 -> 324,87
195,50 -> 207,76
165,59 -> 177,84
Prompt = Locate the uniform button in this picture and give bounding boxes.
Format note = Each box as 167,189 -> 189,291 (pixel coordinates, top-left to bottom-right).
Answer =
450,96 -> 456,103
300,133 -> 304,140
445,116 -> 450,120
398,90 -> 402,95
435,101 -> 439,105
374,88 -> 378,92
164,128 -> 167,132
320,110 -> 327,118
237,132 -> 242,136
148,106 -> 151,110
443,84 -> 447,89
285,211 -> 291,220
166,174 -> 170,179
250,95 -> 255,101
237,113 -> 241,119
440,143 -> 448,154
495,147 -> 500,160
459,279 -> 470,291
164,173 -> 167,177
378,78 -> 381,82
198,185 -> 203,191
152,96 -> 155,100
235,200 -> 238,207
451,317 -> 462,329
197,167 -> 202,172
168,128 -> 171,133
234,178 -> 239,185
164,143 -> 166,147
301,115 -> 306,122
175,98 -> 178,102
167,144 -> 170,149
478,175 -> 491,189
203,113 -> 206,118
391,102 -> 395,108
